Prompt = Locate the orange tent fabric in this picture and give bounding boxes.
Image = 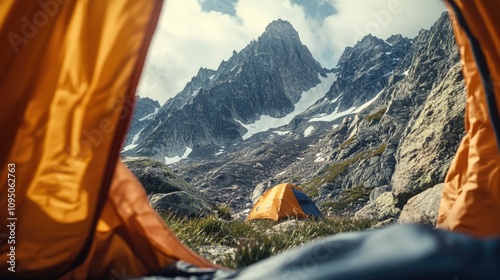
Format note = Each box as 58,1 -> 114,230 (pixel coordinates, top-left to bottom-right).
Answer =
247,183 -> 320,221
437,0 -> 500,237
0,1 -> 216,279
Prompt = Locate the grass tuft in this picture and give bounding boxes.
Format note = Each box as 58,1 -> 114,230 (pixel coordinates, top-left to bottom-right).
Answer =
163,214 -> 373,269
364,107 -> 387,122
339,135 -> 356,149
214,204 -> 233,220
321,185 -> 374,211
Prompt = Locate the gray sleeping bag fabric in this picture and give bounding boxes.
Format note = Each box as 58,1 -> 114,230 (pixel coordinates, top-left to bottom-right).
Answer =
133,224 -> 500,280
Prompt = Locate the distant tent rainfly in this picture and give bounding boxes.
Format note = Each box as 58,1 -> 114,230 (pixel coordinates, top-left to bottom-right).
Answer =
247,183 -> 322,220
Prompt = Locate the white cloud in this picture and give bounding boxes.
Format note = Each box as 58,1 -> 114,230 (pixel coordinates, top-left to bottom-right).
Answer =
137,0 -> 446,105
137,0 -> 252,104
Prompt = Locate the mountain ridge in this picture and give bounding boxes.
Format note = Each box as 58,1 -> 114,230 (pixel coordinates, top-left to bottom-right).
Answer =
125,19 -> 329,159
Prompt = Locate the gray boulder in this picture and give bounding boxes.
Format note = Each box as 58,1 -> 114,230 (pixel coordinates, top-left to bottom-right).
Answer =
198,245 -> 237,264
399,183 -> 444,226
265,220 -> 303,235
355,192 -> 400,222
370,185 -> 392,203
124,157 -> 194,195
124,157 -> 213,217
251,181 -> 276,203
148,191 -> 212,217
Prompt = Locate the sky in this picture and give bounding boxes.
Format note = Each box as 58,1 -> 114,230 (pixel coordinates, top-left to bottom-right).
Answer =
137,0 -> 447,105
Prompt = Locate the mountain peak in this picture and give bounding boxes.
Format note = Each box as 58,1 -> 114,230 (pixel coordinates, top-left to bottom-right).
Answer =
386,34 -> 404,45
358,34 -> 383,45
262,19 -> 299,38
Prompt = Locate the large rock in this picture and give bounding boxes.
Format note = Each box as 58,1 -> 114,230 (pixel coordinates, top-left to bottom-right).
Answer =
124,157 -> 213,217
370,185 -> 392,203
198,245 -> 237,264
265,220 -> 304,235
251,180 -> 276,203
355,192 -> 400,222
399,183 -> 444,226
124,157 -> 194,195
148,191 -> 212,217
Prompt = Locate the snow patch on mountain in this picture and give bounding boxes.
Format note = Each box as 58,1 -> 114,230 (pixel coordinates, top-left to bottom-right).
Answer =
309,90 -> 383,122
165,147 -> 193,165
139,107 -> 160,121
237,73 -> 336,140
309,107 -> 355,122
274,131 -> 290,135
354,90 -> 383,113
304,126 -> 315,137
122,128 -> 145,152
215,147 -> 225,156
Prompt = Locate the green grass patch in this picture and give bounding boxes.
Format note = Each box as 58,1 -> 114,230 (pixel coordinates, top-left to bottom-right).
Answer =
163,214 -> 373,269
321,185 -> 374,211
213,204 -> 233,220
303,143 -> 387,198
370,143 -> 387,157
364,107 -> 387,122
339,135 -> 356,149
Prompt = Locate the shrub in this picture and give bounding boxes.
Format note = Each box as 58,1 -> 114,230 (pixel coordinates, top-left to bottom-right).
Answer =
214,203 -> 233,220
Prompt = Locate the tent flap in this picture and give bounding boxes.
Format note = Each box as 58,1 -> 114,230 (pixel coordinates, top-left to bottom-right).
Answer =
437,0 -> 500,237
0,1 -> 217,279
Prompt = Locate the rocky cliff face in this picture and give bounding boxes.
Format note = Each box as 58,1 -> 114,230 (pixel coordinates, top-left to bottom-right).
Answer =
293,12 -> 463,217
326,34 -> 411,111
286,34 -> 411,132
125,13 -> 465,221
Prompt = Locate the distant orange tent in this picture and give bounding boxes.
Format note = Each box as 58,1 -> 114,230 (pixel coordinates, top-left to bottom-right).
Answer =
247,183 -> 322,221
